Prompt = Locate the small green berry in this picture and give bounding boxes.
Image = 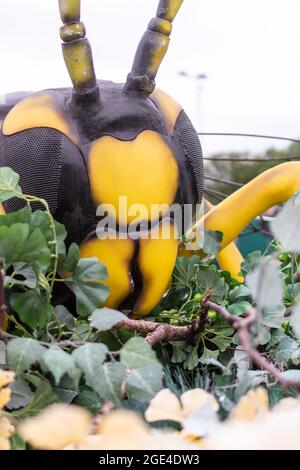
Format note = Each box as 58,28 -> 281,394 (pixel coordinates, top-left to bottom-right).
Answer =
193,293 -> 202,302
208,310 -> 217,321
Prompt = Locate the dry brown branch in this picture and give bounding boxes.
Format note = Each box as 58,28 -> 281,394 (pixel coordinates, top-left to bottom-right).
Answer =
114,317 -> 205,346
205,300 -> 300,390
111,291 -> 300,390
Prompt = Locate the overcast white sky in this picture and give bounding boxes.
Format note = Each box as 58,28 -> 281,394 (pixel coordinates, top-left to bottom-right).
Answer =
1,0 -> 300,155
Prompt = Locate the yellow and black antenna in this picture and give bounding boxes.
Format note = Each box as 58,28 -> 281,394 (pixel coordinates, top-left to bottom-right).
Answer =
58,0 -> 100,105
124,0 -> 184,95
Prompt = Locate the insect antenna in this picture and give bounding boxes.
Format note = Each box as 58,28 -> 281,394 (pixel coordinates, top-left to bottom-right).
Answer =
58,0 -> 100,106
124,0 -> 184,95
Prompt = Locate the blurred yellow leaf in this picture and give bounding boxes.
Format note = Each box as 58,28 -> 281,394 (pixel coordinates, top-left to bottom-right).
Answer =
65,435 -> 103,451
96,410 -> 151,450
0,436 -> 11,451
145,388 -> 219,424
180,389 -> 219,417
272,397 -> 299,413
145,389 -> 183,423
0,370 -> 15,389
205,402 -> 300,450
0,416 -> 14,439
0,417 -> 14,451
94,410 -> 197,450
66,410 -> 198,451
18,404 -> 92,450
0,387 -> 11,410
230,387 -> 268,422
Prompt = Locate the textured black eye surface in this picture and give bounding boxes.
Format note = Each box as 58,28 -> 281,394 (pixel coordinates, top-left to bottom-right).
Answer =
0,128 -> 62,214
174,109 -> 204,204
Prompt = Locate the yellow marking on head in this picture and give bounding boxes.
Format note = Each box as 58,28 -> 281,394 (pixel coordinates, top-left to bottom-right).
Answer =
3,92 -> 77,144
80,237 -> 135,309
152,88 -> 182,134
132,221 -> 178,319
89,131 -> 179,225
0,204 -> 5,215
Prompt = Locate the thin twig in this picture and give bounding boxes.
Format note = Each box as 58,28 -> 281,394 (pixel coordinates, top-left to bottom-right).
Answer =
112,315 -> 207,346
205,300 -> 300,390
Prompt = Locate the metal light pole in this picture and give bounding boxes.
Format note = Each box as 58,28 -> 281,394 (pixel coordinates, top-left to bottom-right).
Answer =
178,71 -> 207,130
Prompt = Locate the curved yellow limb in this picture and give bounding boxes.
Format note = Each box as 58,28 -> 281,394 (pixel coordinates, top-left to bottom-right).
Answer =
179,200 -> 244,282
187,162 -> 300,251
204,199 -> 244,282
80,237 -> 135,309
133,221 -> 178,319
216,244 -> 244,282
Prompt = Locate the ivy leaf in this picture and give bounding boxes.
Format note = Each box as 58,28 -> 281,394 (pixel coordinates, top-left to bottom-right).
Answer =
7,377 -> 34,410
10,290 -> 54,329
90,308 -> 127,332
72,343 -> 108,385
0,206 -> 31,227
62,243 -> 80,272
256,325 -> 271,346
202,229 -> 223,258
7,338 -> 46,375
240,251 -> 262,276
0,223 -> 30,266
10,435 -> 26,450
0,167 -> 22,202
271,195 -> 300,252
126,364 -> 163,402
6,262 -> 37,289
42,347 -> 81,387
228,300 -> 252,316
74,386 -> 102,414
0,223 -> 51,274
262,304 -> 285,329
183,347 -> 199,370
208,335 -> 233,352
54,305 -> 75,330
31,211 -> 67,259
91,362 -> 126,407
290,302 -> 300,339
13,374 -> 58,418
172,256 -> 199,289
273,334 -> 300,365
68,258 -> 109,317
199,347 -> 219,365
53,376 -> 78,404
281,370 -> 300,382
170,341 -> 192,364
197,265 -> 228,304
246,260 -> 283,311
229,285 -> 252,303
120,337 -> 159,368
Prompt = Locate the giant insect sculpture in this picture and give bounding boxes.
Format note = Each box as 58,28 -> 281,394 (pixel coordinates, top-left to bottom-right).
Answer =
1,0 -> 300,320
